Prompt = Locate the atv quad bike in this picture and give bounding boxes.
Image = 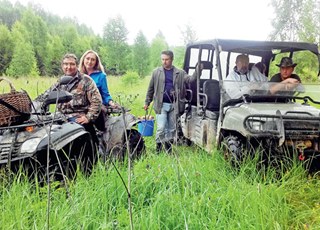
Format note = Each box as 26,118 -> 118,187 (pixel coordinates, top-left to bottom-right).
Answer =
0,83 -> 96,182
0,76 -> 145,182
180,39 -> 320,171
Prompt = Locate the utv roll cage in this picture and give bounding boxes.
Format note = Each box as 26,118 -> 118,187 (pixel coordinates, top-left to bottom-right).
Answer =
183,39 -> 320,80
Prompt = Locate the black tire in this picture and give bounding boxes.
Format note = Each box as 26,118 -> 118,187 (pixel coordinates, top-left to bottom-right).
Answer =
109,129 -> 145,162
35,135 -> 96,184
222,135 -> 244,166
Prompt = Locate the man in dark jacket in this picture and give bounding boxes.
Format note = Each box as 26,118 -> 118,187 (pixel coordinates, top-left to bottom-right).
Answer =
269,57 -> 301,94
144,50 -> 196,153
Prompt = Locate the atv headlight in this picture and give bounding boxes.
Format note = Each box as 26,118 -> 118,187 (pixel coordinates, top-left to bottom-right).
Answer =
20,137 -> 42,154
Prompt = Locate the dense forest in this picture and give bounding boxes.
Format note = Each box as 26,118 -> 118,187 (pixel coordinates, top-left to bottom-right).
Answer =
0,0 -> 319,79
0,0 -> 187,78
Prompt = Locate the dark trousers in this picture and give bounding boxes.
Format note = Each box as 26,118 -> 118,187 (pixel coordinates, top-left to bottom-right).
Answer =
94,106 -> 107,132
83,123 -> 99,148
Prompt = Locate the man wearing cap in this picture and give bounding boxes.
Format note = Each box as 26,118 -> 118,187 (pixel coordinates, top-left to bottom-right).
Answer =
269,57 -> 301,94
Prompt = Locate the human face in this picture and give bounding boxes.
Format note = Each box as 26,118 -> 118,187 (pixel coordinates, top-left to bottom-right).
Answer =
62,57 -> 77,76
236,59 -> 249,74
280,66 -> 294,80
161,54 -> 173,70
84,52 -> 97,73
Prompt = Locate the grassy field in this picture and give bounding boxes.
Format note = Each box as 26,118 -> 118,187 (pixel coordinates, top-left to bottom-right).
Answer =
0,76 -> 320,229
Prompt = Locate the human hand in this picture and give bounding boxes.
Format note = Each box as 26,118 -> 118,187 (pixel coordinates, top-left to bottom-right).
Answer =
76,114 -> 89,124
108,100 -> 116,107
283,78 -> 300,84
283,78 -> 300,91
110,102 -> 121,109
143,105 -> 148,110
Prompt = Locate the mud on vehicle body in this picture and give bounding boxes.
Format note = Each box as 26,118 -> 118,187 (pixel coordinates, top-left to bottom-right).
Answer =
180,39 -> 320,170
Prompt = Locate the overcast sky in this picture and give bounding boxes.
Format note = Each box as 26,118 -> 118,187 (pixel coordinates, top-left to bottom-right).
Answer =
9,0 -> 274,46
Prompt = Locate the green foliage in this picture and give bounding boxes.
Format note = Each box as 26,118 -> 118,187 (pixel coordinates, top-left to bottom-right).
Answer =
45,35 -> 64,76
21,10 -> 49,76
270,0 -> 320,44
172,46 -> 186,69
121,71 -> 140,87
60,24 -> 80,54
149,31 -> 169,69
0,0 -> 22,29
0,76 -> 320,228
298,0 -> 320,44
1,151 -> 320,229
103,15 -> 130,74
132,31 -> 150,78
0,1 -> 179,79
6,41 -> 39,77
0,24 -> 13,75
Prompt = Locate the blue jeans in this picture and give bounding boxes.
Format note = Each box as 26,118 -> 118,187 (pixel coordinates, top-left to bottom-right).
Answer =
155,103 -> 176,143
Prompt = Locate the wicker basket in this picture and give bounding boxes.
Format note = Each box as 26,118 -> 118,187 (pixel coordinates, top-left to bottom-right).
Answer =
0,77 -> 32,127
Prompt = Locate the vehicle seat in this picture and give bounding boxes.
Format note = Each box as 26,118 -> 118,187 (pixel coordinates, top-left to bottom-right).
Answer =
188,61 -> 214,106
249,62 -> 255,70
202,79 -> 220,111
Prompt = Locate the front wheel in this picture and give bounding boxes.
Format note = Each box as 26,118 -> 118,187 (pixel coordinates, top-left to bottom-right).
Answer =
35,135 -> 96,184
222,135 -> 245,167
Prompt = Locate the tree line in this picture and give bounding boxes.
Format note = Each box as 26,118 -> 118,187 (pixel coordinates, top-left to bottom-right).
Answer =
0,0 -> 318,79
0,0 -> 197,78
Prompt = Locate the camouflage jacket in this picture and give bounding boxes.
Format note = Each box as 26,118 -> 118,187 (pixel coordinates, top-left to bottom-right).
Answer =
40,71 -> 102,122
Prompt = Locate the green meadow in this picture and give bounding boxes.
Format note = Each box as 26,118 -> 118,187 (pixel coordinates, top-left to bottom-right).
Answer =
0,76 -> 320,229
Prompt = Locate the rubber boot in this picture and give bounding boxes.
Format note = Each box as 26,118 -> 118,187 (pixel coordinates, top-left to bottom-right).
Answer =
156,142 -> 163,153
164,140 -> 173,153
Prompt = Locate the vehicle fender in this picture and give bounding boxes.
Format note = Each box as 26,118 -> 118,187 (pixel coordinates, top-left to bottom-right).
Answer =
125,113 -> 139,129
37,122 -> 90,151
106,113 -> 139,130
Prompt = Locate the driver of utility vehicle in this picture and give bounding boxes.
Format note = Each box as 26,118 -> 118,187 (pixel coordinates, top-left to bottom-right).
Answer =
269,57 -> 301,94
40,53 -> 102,146
227,54 -> 267,82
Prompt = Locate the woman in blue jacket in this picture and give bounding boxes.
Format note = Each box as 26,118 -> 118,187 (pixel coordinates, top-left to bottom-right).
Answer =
79,50 -> 116,107
79,50 -> 117,131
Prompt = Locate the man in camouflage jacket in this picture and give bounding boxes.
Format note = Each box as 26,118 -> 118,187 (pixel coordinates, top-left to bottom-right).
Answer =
40,53 -> 102,146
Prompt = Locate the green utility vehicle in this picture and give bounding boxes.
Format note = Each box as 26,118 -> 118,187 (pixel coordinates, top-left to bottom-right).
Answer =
181,39 -> 320,170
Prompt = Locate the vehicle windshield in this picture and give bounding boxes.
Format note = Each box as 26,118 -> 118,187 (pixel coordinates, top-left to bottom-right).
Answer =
221,81 -> 320,106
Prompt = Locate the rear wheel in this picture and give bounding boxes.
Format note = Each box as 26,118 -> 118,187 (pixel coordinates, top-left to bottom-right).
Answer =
109,129 -> 145,162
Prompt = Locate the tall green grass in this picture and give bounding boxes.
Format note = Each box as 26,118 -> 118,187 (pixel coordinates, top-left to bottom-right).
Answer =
0,76 -> 320,229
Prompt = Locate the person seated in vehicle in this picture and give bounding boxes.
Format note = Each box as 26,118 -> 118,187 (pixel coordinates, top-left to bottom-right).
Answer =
40,53 -> 102,147
225,55 -> 267,99
269,57 -> 302,95
226,54 -> 267,82
79,50 -> 119,131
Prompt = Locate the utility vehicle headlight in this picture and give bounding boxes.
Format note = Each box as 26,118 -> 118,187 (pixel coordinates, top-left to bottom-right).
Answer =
246,119 -> 278,132
20,138 -> 42,153
250,120 -> 264,131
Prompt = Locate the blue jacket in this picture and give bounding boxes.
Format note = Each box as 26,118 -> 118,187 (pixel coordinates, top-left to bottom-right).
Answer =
89,71 -> 112,105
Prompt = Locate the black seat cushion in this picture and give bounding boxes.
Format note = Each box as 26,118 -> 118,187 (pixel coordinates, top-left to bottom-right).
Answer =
203,80 -> 220,111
